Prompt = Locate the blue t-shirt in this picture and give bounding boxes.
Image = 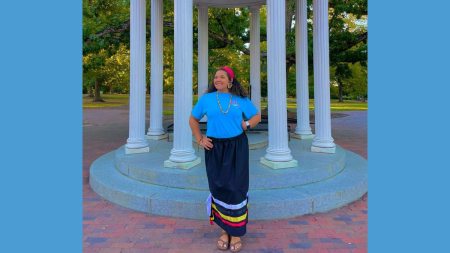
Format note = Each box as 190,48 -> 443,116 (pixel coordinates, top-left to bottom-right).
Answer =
192,91 -> 258,138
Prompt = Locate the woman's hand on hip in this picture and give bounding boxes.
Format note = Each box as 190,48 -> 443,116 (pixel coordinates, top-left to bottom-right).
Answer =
198,135 -> 214,150
241,120 -> 248,130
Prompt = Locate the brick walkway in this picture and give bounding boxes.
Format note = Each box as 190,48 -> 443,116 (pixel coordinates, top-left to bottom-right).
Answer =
83,106 -> 367,253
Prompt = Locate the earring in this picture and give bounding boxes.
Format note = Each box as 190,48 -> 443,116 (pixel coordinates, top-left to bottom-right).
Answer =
227,83 -> 233,89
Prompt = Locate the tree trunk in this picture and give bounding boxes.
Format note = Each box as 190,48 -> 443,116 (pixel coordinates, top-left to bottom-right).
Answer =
286,0 -> 295,34
93,80 -> 105,102
88,85 -> 94,98
338,79 -> 344,102
286,61 -> 293,86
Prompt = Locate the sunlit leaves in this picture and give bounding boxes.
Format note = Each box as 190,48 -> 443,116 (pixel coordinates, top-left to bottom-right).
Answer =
82,0 -> 367,101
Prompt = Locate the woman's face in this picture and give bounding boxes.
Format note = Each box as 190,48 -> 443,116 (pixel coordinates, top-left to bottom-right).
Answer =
213,70 -> 231,92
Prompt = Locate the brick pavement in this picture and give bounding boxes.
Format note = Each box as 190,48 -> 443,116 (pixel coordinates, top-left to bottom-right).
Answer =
83,106 -> 367,253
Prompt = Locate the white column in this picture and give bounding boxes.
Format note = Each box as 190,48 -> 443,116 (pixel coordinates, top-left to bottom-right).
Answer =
311,0 -> 336,153
126,0 -> 149,154
147,0 -> 167,140
250,5 -> 261,112
261,0 -> 297,169
197,5 -> 209,97
293,0 -> 314,139
165,0 -> 200,169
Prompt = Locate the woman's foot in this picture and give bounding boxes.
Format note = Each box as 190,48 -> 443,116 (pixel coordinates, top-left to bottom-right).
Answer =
229,236 -> 242,252
216,230 -> 230,250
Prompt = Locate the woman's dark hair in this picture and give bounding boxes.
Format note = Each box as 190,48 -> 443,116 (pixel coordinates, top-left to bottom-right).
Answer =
207,68 -> 248,98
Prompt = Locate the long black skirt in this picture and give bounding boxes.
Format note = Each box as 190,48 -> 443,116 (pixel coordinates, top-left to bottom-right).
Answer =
205,131 -> 249,237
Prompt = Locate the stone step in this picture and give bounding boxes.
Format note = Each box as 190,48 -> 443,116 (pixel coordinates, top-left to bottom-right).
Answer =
114,138 -> 347,190
90,149 -> 367,220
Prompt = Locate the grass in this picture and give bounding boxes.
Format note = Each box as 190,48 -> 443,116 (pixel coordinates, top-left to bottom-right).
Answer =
83,94 -> 367,113
83,94 -> 129,108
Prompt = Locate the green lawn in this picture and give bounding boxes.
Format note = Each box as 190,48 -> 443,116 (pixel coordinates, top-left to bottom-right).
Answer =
83,94 -> 367,113
83,94 -> 130,108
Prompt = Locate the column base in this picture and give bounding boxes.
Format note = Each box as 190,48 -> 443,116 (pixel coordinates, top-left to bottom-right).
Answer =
311,145 -> 336,154
146,133 -> 168,140
125,146 -> 150,155
164,157 -> 201,170
291,133 -> 315,140
260,157 -> 298,169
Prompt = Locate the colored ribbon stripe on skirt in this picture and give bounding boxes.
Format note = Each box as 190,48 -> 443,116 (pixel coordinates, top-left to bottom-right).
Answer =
209,197 -> 248,236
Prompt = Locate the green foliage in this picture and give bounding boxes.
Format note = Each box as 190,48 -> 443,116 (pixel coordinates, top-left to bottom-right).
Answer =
83,0 -> 130,54
83,0 -> 130,97
330,62 -> 367,100
102,44 -> 130,93
346,62 -> 367,100
327,0 -> 367,100
82,0 -> 367,103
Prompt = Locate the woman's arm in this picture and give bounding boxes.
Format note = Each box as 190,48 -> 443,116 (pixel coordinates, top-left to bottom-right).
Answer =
241,113 -> 262,130
189,115 -> 214,150
189,116 -> 203,143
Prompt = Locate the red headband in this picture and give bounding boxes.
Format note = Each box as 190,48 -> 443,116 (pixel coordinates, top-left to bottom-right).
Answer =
221,66 -> 235,80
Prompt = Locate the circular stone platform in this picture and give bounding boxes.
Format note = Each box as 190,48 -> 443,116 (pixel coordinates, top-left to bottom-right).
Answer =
90,135 -> 367,220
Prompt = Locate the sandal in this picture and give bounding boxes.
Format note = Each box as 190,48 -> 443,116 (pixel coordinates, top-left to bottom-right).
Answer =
216,231 -> 230,251
229,237 -> 243,252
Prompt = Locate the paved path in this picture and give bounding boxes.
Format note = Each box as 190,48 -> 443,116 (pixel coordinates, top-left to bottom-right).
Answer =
83,106 -> 367,253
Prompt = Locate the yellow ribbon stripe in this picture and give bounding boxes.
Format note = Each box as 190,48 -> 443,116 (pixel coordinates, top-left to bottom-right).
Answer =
211,203 -> 247,223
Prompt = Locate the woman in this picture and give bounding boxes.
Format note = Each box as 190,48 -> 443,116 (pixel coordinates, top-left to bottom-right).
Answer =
189,66 -> 261,252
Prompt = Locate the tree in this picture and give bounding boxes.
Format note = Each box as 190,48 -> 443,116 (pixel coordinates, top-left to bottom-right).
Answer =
346,62 -> 367,101
83,0 -> 129,101
82,0 -> 367,102
334,63 -> 353,102
328,0 -> 367,101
